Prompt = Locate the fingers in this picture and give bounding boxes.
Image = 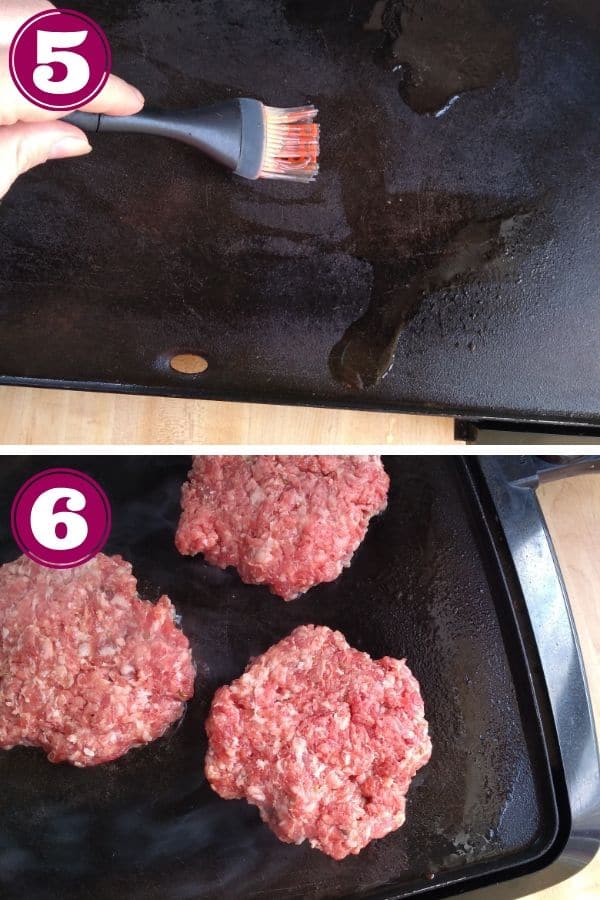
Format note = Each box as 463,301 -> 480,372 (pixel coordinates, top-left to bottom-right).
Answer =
1,0 -> 145,124
0,2 -> 142,198
0,1 -> 54,46
1,49 -> 145,126
78,74 -> 144,116
0,120 -> 91,200
0,49 -> 56,125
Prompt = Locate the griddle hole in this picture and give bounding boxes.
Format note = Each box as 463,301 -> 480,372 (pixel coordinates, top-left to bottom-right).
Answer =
170,354 -> 208,375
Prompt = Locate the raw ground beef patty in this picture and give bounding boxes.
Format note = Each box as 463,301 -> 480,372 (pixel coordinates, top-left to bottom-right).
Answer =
205,625 -> 431,859
175,455 -> 390,600
0,554 -> 195,767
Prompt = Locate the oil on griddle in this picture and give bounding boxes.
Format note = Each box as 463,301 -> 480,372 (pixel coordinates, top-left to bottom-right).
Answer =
289,0 -> 539,388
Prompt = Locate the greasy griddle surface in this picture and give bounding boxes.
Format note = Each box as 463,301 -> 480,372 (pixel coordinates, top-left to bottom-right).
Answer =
0,1 -> 599,423
0,458 -> 557,899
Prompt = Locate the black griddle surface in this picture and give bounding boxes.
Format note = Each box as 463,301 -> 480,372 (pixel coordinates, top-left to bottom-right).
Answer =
0,457 -> 559,899
0,1 -> 599,424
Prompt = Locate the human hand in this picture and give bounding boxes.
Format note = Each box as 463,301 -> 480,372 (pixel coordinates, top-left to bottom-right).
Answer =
0,1 -> 144,199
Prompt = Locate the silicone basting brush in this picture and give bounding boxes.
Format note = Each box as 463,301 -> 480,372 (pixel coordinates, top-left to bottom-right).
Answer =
66,99 -> 320,183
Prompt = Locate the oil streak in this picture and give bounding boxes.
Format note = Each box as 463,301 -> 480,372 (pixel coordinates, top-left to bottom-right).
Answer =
366,0 -> 520,115
329,206 -> 531,390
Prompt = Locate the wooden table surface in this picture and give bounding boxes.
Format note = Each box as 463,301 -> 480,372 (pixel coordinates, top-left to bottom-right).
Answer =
524,474 -> 600,900
0,386 -> 457,445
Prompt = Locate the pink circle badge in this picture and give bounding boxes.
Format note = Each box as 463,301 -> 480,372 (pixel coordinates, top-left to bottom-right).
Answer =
9,8 -> 112,112
11,468 -> 112,569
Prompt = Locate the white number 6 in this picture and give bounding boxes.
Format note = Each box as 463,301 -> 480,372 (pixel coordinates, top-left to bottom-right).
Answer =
30,488 -> 89,551
33,30 -> 90,95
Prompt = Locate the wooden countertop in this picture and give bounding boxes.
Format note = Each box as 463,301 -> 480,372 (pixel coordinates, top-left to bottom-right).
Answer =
0,386 -> 457,445
523,474 -> 600,900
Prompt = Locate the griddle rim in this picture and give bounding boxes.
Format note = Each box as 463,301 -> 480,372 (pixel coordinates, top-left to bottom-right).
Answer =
457,456 -> 600,900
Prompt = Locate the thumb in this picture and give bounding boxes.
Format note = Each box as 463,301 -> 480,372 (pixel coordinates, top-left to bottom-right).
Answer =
0,121 -> 91,200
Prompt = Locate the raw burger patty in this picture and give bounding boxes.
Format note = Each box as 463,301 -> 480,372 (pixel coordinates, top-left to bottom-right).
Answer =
0,554 -> 195,767
205,625 -> 431,859
175,455 -> 389,600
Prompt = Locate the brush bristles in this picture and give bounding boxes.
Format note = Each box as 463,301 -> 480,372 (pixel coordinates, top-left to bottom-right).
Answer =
260,105 -> 320,182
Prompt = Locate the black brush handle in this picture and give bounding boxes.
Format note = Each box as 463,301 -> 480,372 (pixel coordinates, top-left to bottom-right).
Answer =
65,103 -> 244,172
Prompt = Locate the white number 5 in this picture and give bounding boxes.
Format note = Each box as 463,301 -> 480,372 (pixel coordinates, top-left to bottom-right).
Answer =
33,30 -> 90,95
30,488 -> 89,551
